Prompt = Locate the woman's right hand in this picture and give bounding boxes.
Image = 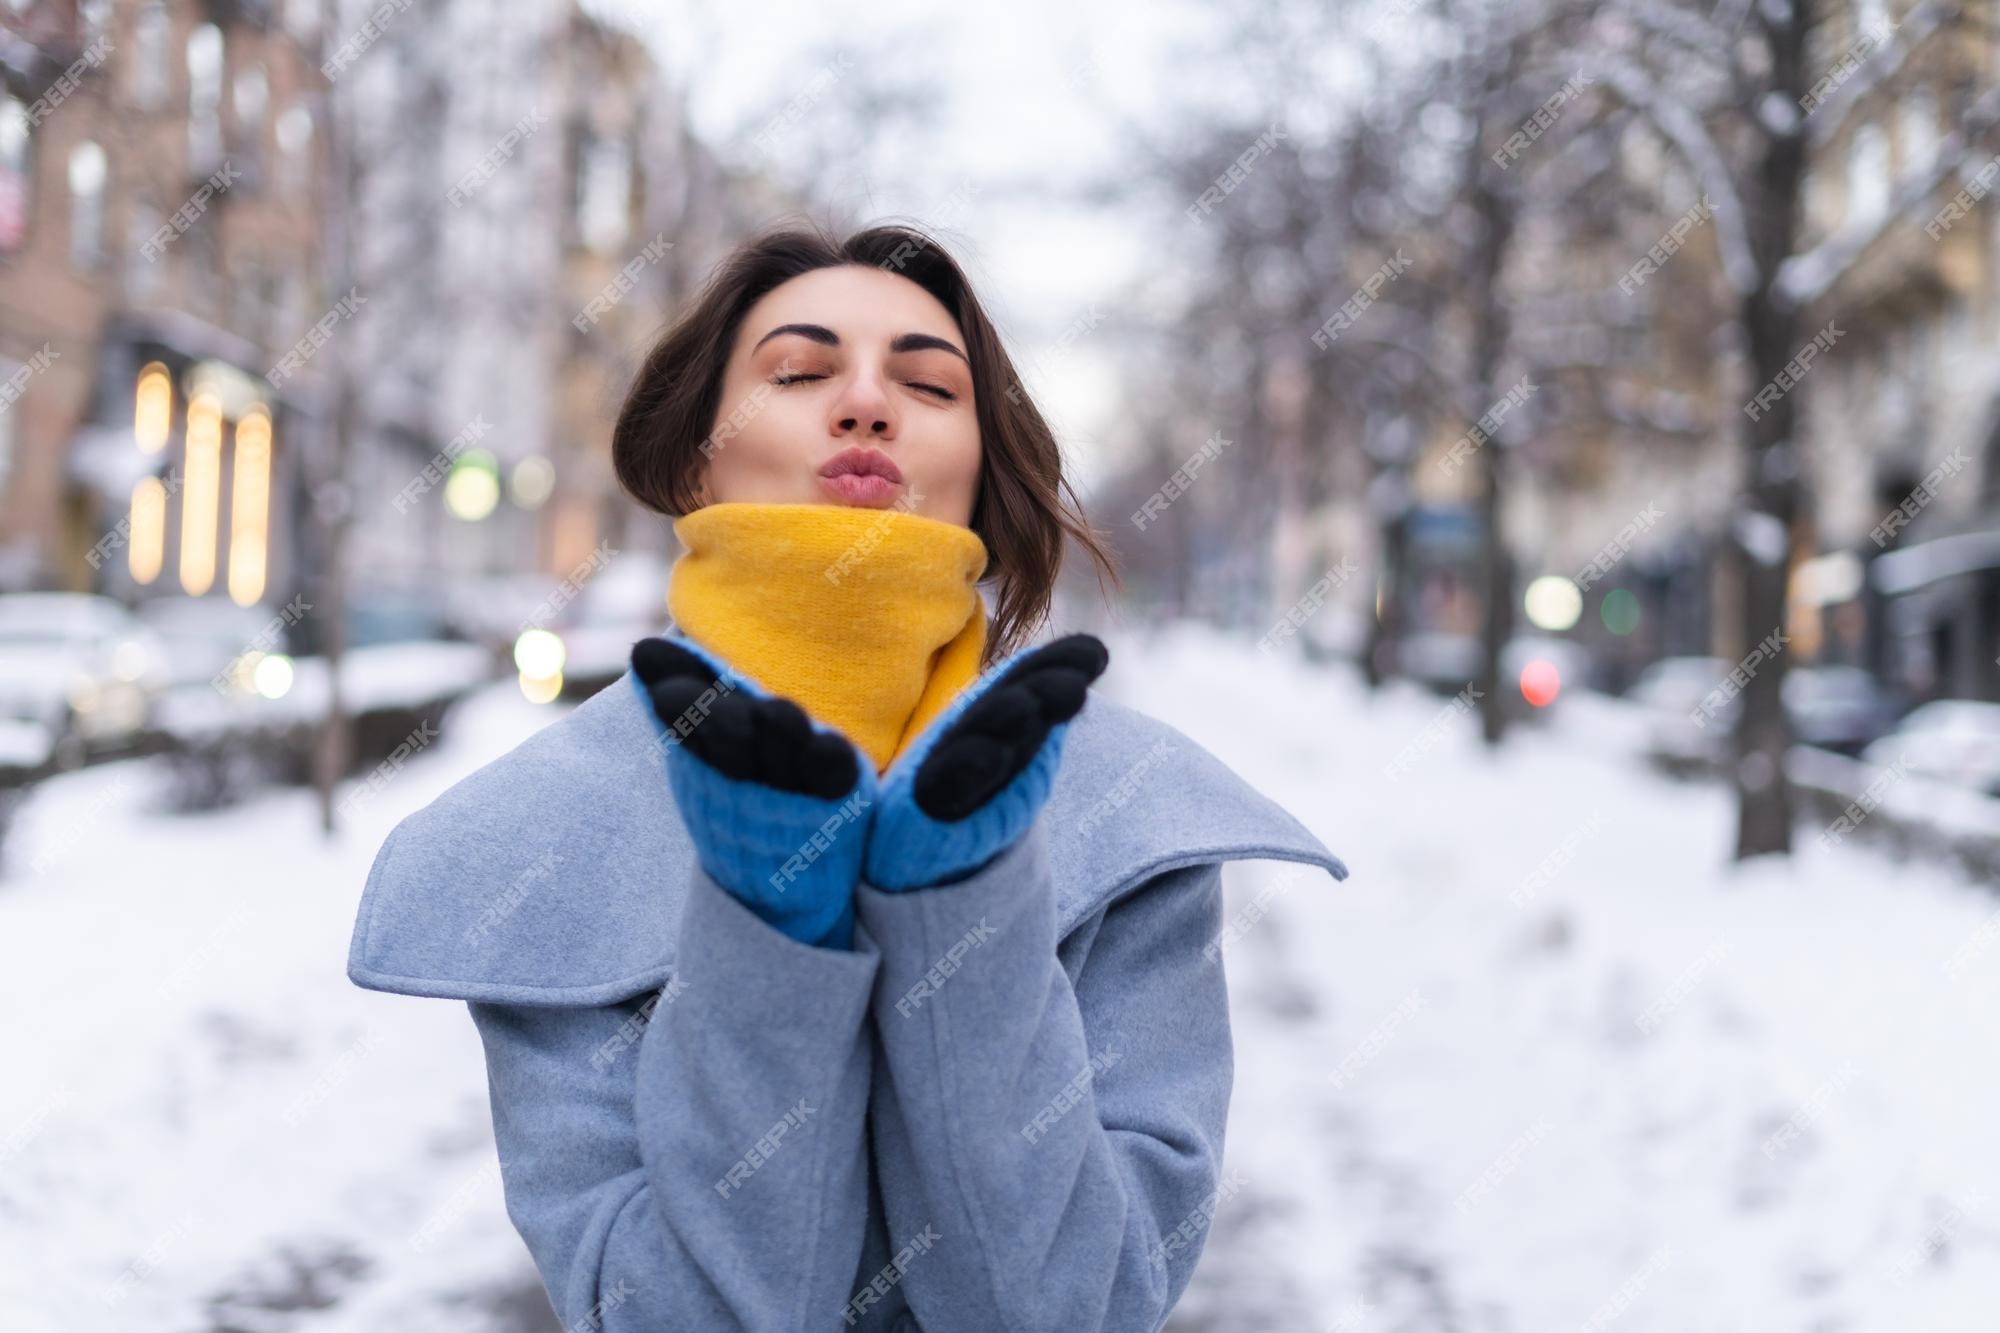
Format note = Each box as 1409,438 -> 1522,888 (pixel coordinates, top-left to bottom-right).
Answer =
630,635 -> 878,950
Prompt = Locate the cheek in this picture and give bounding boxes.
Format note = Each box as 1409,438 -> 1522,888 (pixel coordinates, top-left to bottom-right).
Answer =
707,382 -> 816,479
943,420 -> 983,488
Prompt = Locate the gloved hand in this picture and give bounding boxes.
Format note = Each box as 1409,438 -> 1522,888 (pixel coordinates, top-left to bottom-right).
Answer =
629,635 -> 878,950
864,633 -> 1109,892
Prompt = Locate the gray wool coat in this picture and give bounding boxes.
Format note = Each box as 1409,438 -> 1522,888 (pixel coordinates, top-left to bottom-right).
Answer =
347,665 -> 1349,1332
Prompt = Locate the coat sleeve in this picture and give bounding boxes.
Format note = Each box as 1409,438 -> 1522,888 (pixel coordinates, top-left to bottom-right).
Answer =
467,863 -> 881,1331
851,819 -> 1235,1333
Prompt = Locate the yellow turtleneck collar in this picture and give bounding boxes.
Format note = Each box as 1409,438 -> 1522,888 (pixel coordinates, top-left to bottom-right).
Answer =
664,500 -> 990,775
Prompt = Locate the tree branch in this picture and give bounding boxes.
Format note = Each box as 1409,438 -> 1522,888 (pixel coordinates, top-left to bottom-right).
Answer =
1593,52 -> 1762,293
1804,0 -> 1960,150
1777,79 -> 2000,306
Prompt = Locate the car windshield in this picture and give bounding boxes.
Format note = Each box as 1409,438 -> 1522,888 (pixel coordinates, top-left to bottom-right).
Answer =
1636,660 -> 1728,698
1897,703 -> 2000,738
0,595 -> 126,646
1782,669 -> 1876,707
349,602 -> 449,647
137,598 -> 270,645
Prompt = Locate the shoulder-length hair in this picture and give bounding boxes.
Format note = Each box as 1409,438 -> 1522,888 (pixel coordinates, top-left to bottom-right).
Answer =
610,220 -> 1120,664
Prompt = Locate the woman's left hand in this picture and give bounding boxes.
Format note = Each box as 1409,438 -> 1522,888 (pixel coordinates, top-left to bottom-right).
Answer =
864,633 -> 1108,892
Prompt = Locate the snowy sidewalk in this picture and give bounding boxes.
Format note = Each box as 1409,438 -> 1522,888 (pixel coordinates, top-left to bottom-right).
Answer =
0,683 -> 554,1333
1129,623 -> 2000,1332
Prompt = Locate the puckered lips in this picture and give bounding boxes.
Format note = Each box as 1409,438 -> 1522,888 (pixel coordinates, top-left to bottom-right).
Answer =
818,445 -> 905,508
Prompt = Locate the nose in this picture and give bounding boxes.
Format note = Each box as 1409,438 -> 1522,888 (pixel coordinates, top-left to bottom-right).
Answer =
830,363 -> 896,439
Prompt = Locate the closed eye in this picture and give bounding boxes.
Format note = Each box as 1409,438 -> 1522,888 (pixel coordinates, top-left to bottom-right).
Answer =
772,371 -> 956,402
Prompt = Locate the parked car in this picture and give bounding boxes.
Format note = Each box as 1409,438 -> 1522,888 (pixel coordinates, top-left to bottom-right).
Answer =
1781,665 -> 1900,757
281,590 -> 495,779
1394,631 -> 1485,696
0,593 -> 171,769
505,552 -> 671,702
1628,656 -> 1736,770
136,595 -> 291,694
137,596 -> 300,809
1861,701 -> 2000,798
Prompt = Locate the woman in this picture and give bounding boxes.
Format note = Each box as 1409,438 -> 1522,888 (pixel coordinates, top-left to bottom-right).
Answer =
347,222 -> 1349,1332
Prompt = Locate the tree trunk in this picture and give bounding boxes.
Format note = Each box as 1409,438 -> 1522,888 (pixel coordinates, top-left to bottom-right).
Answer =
1731,0 -> 1813,860
314,71 -> 356,836
1468,132 -> 1518,745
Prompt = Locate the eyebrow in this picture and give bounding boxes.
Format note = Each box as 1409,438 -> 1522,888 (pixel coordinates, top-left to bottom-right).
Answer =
751,322 -> 968,364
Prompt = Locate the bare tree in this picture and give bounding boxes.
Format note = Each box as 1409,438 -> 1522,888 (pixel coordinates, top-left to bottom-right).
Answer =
1592,0 -> 2000,858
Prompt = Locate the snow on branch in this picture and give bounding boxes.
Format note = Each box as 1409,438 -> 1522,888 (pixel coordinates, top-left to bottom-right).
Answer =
1778,81 -> 2000,307
1595,54 -> 1761,294
1605,0 -> 1734,63
1804,0 -> 1961,150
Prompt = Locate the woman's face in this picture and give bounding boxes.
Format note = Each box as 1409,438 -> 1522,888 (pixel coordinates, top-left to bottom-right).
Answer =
694,264 -> 982,527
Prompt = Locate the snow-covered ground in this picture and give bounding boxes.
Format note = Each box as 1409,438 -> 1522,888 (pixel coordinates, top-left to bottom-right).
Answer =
1132,623 -> 2000,1333
3,621 -> 1996,1331
0,685 -> 553,1333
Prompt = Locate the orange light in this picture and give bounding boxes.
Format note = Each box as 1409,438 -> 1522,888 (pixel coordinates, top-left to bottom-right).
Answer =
227,407 -> 271,606
179,392 -> 222,595
1519,658 -> 1562,708
128,476 -> 166,583
134,362 -> 172,454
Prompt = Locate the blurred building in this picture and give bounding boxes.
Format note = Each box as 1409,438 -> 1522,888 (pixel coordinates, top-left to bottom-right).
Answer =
1803,4 -> 2000,704
0,0 -> 327,606
1,0 -> 800,641
335,0 -> 761,605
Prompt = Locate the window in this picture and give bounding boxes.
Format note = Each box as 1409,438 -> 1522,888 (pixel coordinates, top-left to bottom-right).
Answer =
131,4 -> 170,110
0,364 -> 14,490
187,24 -> 224,174
275,103 -> 312,191
287,0 -> 321,40
1804,163 -> 1838,238
1899,85 -> 1938,172
234,64 -> 268,146
232,254 -> 263,337
128,201 -> 162,298
0,93 -> 28,255
68,140 -> 106,269
1847,123 -> 1888,223
576,134 -> 632,253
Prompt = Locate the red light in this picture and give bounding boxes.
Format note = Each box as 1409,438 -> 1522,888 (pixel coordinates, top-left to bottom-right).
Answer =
1520,659 -> 1562,708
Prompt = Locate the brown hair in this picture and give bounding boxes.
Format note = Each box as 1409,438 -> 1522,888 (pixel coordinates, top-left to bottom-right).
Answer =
610,220 -> 1120,664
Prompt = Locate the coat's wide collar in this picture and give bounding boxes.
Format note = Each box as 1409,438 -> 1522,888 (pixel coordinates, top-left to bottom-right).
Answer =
347,667 -> 1349,1006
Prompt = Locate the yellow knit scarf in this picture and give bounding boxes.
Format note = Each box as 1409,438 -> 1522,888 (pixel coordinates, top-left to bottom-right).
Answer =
665,501 -> 990,775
